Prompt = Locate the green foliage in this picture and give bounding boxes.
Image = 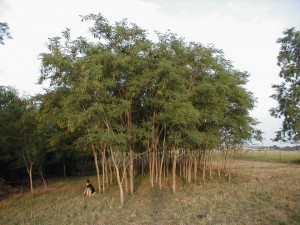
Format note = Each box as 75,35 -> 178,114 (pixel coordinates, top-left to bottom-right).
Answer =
271,28 -> 300,143
37,13 -> 260,154
19,98 -> 43,168
0,87 -> 51,183
0,86 -> 24,171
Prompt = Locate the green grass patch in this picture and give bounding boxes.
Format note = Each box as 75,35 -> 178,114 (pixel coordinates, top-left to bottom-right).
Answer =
1,162 -> 300,224
236,150 -> 300,164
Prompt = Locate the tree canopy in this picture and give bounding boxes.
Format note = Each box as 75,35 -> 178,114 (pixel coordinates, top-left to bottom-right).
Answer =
271,27 -> 300,143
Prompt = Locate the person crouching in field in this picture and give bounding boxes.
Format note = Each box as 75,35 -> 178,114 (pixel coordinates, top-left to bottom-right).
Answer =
84,179 -> 96,196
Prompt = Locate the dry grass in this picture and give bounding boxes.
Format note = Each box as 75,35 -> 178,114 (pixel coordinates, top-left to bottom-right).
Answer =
237,150 -> 300,164
0,161 -> 299,225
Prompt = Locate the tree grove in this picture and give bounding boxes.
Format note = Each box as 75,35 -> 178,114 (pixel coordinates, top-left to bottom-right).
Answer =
1,13 -> 260,204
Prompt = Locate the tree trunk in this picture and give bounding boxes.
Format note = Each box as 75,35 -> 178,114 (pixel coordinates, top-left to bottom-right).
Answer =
166,155 -> 169,178
123,153 -> 128,194
185,160 -> 188,180
105,156 -> 109,186
209,151 -> 212,180
37,165 -> 47,190
27,164 -> 34,197
109,160 -> 113,184
129,151 -> 134,195
194,153 -> 198,184
217,154 -> 221,178
163,158 -> 167,178
101,149 -> 106,193
155,150 -> 158,183
141,157 -> 145,178
202,150 -> 207,181
159,148 -> 165,189
92,146 -> 101,193
149,149 -> 155,188
188,160 -> 192,183
111,149 -> 124,206
126,109 -> 134,195
223,150 -> 228,170
172,147 -> 177,193
179,160 -> 182,178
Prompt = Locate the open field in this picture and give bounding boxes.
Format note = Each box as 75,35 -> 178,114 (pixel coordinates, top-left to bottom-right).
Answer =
237,150 -> 300,164
0,160 -> 300,225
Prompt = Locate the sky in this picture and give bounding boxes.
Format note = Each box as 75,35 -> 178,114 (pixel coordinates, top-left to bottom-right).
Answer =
1,0 -> 300,146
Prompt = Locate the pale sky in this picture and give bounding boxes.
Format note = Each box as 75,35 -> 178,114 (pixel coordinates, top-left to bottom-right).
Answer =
1,0 -> 300,146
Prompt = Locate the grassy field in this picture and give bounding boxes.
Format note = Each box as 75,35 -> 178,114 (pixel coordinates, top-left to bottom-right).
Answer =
0,160 -> 300,225
236,150 -> 300,164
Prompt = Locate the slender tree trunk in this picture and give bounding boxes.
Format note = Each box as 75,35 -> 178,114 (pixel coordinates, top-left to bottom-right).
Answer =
150,149 -> 155,188
179,160 -> 182,178
129,151 -> 134,195
123,153 -> 128,194
202,150 -> 207,181
105,157 -> 109,186
27,164 -> 34,197
188,159 -> 192,183
37,165 -> 47,190
163,158 -> 167,178
172,147 -> 177,193
126,109 -> 134,195
22,146 -> 36,197
185,160 -> 188,180
109,160 -> 113,184
194,153 -> 198,184
111,149 -> 124,206
155,149 -> 158,183
209,151 -> 213,180
217,153 -> 221,179
141,157 -> 144,178
92,146 -> 101,193
101,149 -> 106,193
159,148 -> 165,190
227,154 -> 232,182
149,150 -> 152,186
166,154 -> 169,178
223,150 -> 228,170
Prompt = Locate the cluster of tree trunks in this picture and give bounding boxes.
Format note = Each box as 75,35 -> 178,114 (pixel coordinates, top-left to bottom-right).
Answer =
90,145 -> 234,205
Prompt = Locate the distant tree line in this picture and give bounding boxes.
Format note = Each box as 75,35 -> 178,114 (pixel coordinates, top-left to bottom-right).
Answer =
266,145 -> 300,151
1,14 -> 265,204
245,145 -> 300,150
281,145 -> 300,150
